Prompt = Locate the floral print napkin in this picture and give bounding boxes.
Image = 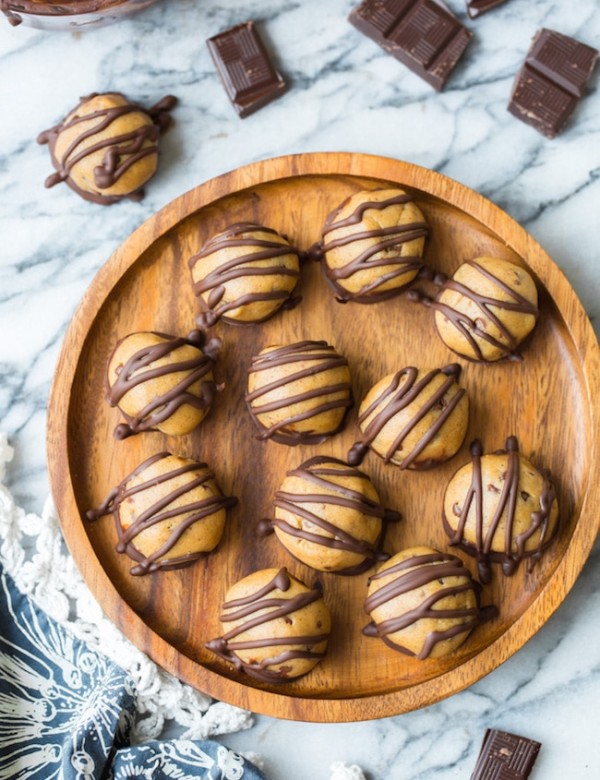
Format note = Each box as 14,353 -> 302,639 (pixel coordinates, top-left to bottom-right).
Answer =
0,563 -> 267,779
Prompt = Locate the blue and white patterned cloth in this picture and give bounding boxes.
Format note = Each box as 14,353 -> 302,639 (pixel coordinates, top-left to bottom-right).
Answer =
0,564 -> 267,780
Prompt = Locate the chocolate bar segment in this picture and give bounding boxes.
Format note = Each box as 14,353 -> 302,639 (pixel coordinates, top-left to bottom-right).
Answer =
470,729 -> 542,780
508,28 -> 598,138
466,0 -> 508,19
207,21 -> 287,118
348,0 -> 473,91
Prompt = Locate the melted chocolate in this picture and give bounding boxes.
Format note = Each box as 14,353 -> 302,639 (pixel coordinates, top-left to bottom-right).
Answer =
86,452 -> 237,576
262,456 -> 401,575
245,340 -> 353,445
348,364 -> 466,469
1,4 -> 21,23
412,260 -> 539,362
313,191 -> 428,303
108,330 -> 221,440
363,550 -> 496,659
2,0 -> 154,24
37,92 -> 176,205
443,437 -> 557,583
188,222 -> 301,329
205,568 -> 329,683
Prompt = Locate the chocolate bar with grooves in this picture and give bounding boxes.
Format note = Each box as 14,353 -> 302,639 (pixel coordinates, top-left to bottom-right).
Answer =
469,729 -> 542,780
508,28 -> 598,139
207,21 -> 287,118
348,0 -> 473,91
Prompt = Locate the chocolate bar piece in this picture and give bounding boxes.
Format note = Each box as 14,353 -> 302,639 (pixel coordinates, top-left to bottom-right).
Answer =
348,0 -> 473,91
207,21 -> 287,118
470,729 -> 542,780
508,28 -> 598,138
466,0 -> 508,19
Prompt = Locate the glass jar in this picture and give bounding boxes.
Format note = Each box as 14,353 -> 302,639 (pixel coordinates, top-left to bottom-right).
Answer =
1,0 -> 160,30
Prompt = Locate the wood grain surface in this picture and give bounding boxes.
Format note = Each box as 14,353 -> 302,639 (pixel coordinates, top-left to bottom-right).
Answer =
47,153 -> 600,722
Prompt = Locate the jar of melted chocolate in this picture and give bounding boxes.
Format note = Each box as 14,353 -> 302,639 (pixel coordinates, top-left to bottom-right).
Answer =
2,0 -> 160,29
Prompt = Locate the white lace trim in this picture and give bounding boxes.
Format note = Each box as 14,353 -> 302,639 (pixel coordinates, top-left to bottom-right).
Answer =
0,433 -> 252,744
329,762 -> 367,780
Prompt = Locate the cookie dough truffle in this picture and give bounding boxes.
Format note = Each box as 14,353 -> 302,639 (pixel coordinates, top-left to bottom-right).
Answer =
37,91 -> 176,205
348,364 -> 468,469
86,452 -> 237,576
443,437 -> 559,583
206,567 -> 331,683
261,456 -> 400,574
245,340 -> 353,445
188,222 -> 302,328
107,330 -> 221,440
430,257 -> 539,362
364,546 -> 495,659
316,188 -> 428,303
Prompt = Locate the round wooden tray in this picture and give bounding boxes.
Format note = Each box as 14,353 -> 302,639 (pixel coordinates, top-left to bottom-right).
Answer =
47,152 -> 600,722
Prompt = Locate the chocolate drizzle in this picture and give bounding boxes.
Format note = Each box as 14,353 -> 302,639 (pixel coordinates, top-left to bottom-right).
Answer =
262,456 -> 401,575
245,340 -> 353,445
412,259 -> 539,362
363,550 -> 497,659
37,92 -> 176,205
108,330 -> 221,440
348,364 -> 466,468
444,436 -> 558,583
188,222 -> 301,329
205,568 -> 329,683
314,190 -> 428,303
86,452 -> 237,576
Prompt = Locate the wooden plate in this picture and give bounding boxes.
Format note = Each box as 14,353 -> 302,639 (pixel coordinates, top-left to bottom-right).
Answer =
47,152 -> 600,722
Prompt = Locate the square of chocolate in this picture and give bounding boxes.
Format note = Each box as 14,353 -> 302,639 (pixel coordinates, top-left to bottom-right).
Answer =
466,0 -> 508,19
348,0 -> 473,91
508,28 -> 598,138
207,21 -> 287,118
470,729 -> 542,780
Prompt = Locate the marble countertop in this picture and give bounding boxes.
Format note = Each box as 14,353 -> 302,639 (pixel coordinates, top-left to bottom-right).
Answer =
1,1 -> 599,778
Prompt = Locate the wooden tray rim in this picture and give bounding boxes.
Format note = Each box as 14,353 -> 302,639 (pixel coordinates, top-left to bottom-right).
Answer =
47,151 -> 600,722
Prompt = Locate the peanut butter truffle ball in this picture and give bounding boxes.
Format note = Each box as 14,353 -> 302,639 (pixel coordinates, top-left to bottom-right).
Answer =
245,340 -> 353,445
37,91 -> 176,205
443,436 -> 559,584
431,257 -> 539,362
107,330 -> 221,439
206,567 -> 331,683
188,222 -> 301,328
348,364 -> 469,469
261,456 -> 400,574
364,546 -> 495,659
86,452 -> 237,576
317,188 -> 428,302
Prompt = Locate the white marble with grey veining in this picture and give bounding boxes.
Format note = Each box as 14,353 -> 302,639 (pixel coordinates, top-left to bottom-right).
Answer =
1,1 -> 599,777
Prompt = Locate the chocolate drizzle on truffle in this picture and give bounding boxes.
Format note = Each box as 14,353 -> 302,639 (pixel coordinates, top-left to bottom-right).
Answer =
314,191 -> 429,303
348,364 -> 466,468
108,330 -> 221,440
261,456 -> 401,575
86,452 -> 237,576
37,92 -> 177,205
444,436 -> 557,583
245,340 -> 353,445
363,550 -> 497,659
205,567 -> 329,683
188,222 -> 301,328
412,260 -> 539,362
